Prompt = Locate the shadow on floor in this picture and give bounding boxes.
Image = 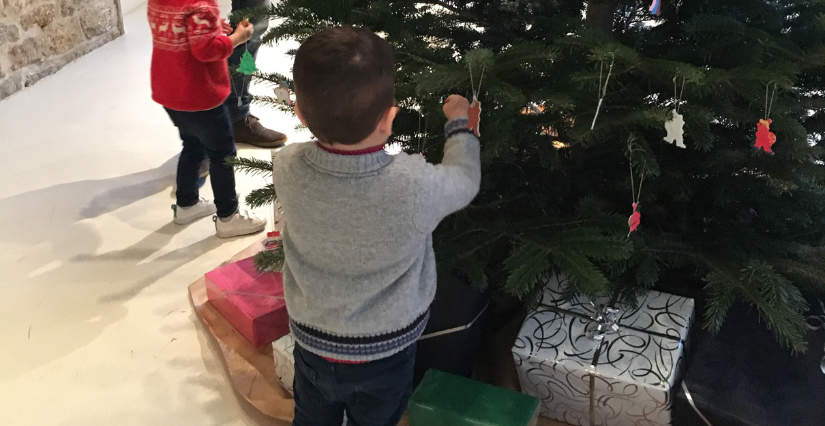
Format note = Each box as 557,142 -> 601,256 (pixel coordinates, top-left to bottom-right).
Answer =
0,155 -> 222,381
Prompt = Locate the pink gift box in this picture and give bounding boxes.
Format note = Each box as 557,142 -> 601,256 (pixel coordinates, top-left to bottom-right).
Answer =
205,256 -> 289,347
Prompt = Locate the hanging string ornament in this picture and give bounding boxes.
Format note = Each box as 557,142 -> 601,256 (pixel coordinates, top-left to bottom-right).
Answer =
273,81 -> 292,105
230,22 -> 257,108
238,49 -> 258,75
627,137 -> 646,237
649,0 -> 662,16
462,49 -> 493,137
591,53 -> 615,130
628,202 -> 641,236
467,61 -> 485,137
755,82 -> 778,154
663,76 -> 687,149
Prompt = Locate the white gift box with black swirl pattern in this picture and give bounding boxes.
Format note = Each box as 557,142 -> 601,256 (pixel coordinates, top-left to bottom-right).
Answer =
512,274 -> 694,426
272,333 -> 296,395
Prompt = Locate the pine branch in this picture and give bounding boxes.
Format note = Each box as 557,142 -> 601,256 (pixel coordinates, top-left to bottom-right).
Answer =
252,95 -> 296,114
702,271 -> 738,332
454,254 -> 489,290
493,43 -> 557,73
704,261 -> 809,352
420,1 -> 487,25
550,249 -> 609,297
516,228 -> 633,263
624,134 -> 661,179
632,248 -> 660,289
252,71 -> 293,88
503,244 -> 550,299
246,184 -> 277,209
414,65 -> 470,95
254,246 -> 285,273
225,157 -> 273,177
684,14 -> 746,36
740,261 -> 809,353
228,3 -> 279,25
536,140 -> 560,170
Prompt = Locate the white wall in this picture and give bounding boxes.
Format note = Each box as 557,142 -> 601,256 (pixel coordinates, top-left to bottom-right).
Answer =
120,0 -> 146,15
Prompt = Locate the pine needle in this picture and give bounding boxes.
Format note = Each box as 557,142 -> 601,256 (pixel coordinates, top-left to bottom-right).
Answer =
246,184 -> 277,209
254,246 -> 285,273
225,157 -> 273,177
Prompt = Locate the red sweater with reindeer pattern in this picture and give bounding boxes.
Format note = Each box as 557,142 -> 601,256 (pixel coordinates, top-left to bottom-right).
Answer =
148,0 -> 234,111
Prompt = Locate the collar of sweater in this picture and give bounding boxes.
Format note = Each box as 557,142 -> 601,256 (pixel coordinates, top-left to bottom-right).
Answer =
303,142 -> 393,177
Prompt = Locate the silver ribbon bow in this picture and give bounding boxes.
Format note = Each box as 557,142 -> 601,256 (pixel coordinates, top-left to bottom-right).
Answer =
585,302 -> 621,341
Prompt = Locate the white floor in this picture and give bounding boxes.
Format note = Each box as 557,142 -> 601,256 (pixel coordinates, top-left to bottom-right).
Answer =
0,3 -> 302,425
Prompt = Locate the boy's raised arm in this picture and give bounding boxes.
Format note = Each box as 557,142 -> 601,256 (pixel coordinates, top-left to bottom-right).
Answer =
414,95 -> 482,234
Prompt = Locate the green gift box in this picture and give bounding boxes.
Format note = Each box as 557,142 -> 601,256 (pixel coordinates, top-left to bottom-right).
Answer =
409,370 -> 540,426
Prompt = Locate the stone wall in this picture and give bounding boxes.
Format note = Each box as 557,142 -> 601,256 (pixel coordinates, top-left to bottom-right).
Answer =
0,0 -> 124,100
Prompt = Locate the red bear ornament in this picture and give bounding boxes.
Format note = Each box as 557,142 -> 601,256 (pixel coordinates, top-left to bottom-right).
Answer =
467,98 -> 481,137
755,119 -> 776,154
628,203 -> 641,237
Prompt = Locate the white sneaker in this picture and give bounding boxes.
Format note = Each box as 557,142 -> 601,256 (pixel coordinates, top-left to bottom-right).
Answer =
172,198 -> 217,225
215,209 -> 267,238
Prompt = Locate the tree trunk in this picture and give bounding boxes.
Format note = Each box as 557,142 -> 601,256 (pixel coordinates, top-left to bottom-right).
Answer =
585,0 -> 619,35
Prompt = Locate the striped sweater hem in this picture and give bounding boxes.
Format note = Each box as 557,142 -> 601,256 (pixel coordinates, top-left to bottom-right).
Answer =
290,310 -> 429,362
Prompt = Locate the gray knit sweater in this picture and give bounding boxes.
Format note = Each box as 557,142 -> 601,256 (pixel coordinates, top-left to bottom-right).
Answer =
271,118 -> 480,362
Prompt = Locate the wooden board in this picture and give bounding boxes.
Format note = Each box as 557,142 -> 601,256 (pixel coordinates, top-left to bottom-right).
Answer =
189,240 -> 294,425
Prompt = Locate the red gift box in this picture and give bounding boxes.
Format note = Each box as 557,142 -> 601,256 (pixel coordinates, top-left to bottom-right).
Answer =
205,256 -> 289,347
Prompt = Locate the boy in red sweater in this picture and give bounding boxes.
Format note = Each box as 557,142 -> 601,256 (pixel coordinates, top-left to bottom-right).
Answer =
149,0 -> 266,237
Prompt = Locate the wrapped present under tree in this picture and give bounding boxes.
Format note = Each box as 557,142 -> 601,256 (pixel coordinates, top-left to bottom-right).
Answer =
272,333 -> 296,395
205,256 -> 290,347
513,274 -> 694,426
410,369 -> 539,426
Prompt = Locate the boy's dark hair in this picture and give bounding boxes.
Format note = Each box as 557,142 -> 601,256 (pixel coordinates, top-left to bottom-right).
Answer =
293,26 -> 395,145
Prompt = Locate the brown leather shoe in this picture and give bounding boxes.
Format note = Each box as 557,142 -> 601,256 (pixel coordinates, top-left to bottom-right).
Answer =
233,115 -> 288,148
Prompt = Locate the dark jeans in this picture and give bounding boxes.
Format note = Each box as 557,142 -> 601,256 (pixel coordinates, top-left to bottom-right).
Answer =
293,344 -> 416,426
165,106 -> 239,218
225,0 -> 271,123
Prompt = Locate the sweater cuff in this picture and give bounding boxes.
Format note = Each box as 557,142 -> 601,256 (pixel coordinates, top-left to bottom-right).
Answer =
444,117 -> 469,135
217,35 -> 234,60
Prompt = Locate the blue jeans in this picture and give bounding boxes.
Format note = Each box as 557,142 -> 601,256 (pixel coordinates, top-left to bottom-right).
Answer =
225,0 -> 270,123
293,344 -> 416,426
165,106 -> 239,218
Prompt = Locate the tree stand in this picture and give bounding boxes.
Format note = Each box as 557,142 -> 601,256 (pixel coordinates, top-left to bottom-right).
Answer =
414,273 -> 490,386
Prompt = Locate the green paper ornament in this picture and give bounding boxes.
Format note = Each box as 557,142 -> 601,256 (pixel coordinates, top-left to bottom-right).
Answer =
238,50 -> 258,75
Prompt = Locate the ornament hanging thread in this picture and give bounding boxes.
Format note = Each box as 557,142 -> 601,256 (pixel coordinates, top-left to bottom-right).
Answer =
231,37 -> 257,107
467,61 -> 485,137
591,53 -> 615,130
627,137 -> 646,237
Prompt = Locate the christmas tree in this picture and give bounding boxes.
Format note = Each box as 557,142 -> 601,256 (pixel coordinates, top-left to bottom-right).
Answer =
229,0 -> 825,351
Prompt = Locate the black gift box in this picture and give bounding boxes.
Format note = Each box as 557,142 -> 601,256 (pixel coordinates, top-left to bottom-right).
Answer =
414,273 -> 489,386
674,301 -> 825,426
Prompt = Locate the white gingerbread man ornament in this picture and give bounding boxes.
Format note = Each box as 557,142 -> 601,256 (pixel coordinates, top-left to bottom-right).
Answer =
663,109 -> 686,149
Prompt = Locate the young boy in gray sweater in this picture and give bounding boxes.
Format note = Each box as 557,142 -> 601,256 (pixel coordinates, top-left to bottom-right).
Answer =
272,26 -> 481,426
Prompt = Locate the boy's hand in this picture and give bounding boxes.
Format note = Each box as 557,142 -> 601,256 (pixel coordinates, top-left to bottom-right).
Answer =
443,95 -> 470,121
220,19 -> 232,35
228,20 -> 254,47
